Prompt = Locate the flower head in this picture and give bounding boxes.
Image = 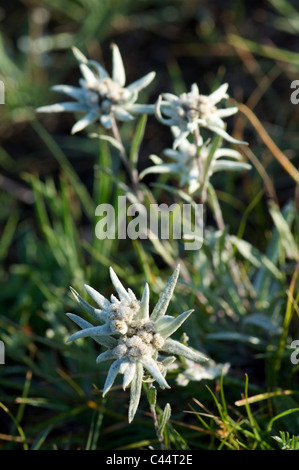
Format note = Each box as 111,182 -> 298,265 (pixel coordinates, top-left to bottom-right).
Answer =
66,265 -> 208,422
37,44 -> 156,134
175,358 -> 230,386
140,133 -> 251,194
155,83 -> 246,148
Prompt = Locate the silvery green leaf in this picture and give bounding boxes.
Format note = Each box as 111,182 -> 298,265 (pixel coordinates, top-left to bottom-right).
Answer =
72,46 -> 88,63
114,107 -> 134,121
109,267 -> 131,301
127,71 -> 156,93
71,109 -> 99,134
66,323 -> 113,343
137,282 -> 150,321
119,360 -> 129,375
96,349 -> 118,363
163,149 -> 181,160
128,362 -> 143,423
112,43 -> 126,87
206,331 -> 264,346
93,134 -> 124,152
66,313 -> 92,330
208,83 -> 228,104
216,106 -> 239,118
139,163 -> 179,180
87,59 -> 109,80
269,202 -> 299,260
102,359 -> 122,397
66,313 -> 116,348
160,356 -> 176,367
207,125 -> 247,145
149,154 -> 164,165
162,338 -> 209,362
110,294 -> 120,304
84,284 -> 110,310
100,114 -> 112,129
79,63 -> 98,88
162,92 -> 178,102
155,96 -> 177,127
212,161 -> 251,173
160,106 -> 177,117
51,84 -> 87,101
147,385 -> 157,407
150,265 -> 180,321
141,357 -> 170,389
69,286 -> 105,322
159,403 -> 171,436
229,236 -> 283,279
123,362 -> 137,390
36,102 -> 89,113
173,129 -> 191,149
243,313 -> 281,334
127,288 -> 137,300
214,148 -> 242,159
191,83 -> 200,94
126,103 -> 155,114
156,309 -> 194,338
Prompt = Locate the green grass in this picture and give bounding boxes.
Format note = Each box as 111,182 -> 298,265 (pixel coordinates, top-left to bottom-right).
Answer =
0,0 -> 299,451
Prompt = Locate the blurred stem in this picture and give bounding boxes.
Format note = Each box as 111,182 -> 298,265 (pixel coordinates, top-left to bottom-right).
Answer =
208,184 -> 248,300
194,128 -> 207,205
146,383 -> 166,450
110,115 -> 143,200
272,261 -> 299,387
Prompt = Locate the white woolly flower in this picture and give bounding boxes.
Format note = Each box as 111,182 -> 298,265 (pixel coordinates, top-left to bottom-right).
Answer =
37,44 -> 156,134
140,133 -> 251,194
175,359 -> 230,386
155,83 -> 246,148
66,265 -> 208,422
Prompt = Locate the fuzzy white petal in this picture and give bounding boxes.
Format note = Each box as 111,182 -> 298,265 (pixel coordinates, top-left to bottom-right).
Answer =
66,323 -> 113,343
88,59 -> 109,80
156,309 -> 194,338
96,349 -> 118,363
123,362 -> 137,390
162,338 -> 209,362
36,102 -> 89,113
128,363 -> 143,423
112,44 -> 126,87
141,357 -> 170,389
66,313 -> 116,348
69,286 -> 105,322
109,267 -> 131,301
102,359 -> 122,397
150,265 -> 180,321
126,71 -> 156,93
72,46 -> 88,64
84,284 -> 111,310
208,83 -> 229,105
71,109 -> 99,134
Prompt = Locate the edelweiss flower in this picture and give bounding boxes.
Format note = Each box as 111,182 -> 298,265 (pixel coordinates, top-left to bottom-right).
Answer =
66,265 -> 208,422
37,44 -> 156,134
175,358 -> 230,386
140,133 -> 251,194
155,83 -> 246,148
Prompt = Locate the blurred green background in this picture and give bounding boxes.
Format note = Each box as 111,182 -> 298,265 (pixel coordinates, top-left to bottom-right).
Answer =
0,0 -> 298,450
